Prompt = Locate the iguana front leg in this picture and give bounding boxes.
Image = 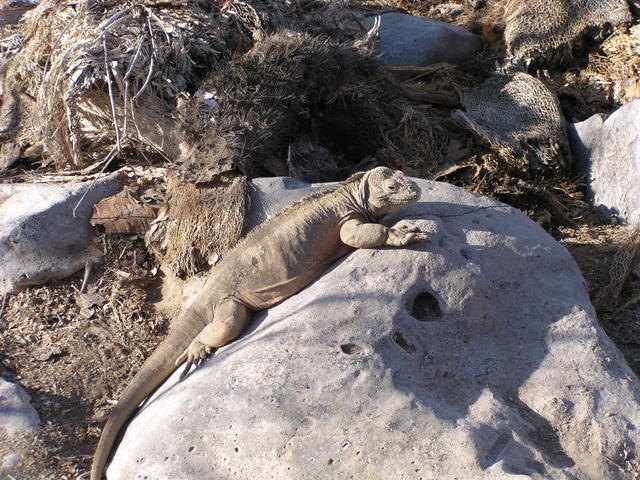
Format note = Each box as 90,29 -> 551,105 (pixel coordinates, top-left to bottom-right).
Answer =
176,297 -> 252,380
340,219 -> 430,248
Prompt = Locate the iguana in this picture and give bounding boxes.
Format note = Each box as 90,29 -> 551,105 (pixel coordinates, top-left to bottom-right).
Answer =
91,167 -> 429,479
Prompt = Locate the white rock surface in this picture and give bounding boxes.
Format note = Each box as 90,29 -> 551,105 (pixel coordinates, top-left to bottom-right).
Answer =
0,377 -> 40,475
0,173 -> 122,294
363,13 -> 483,67
568,100 -> 640,225
109,179 -> 640,480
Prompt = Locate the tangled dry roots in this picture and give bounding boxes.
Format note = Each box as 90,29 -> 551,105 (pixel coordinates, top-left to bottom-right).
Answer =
2,0 -> 223,168
146,175 -> 248,278
453,71 -> 570,172
176,30 -> 447,184
504,0 -> 631,62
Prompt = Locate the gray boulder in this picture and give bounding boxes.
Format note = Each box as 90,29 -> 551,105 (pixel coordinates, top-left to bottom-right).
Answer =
108,179 -> 640,480
0,173 -> 122,294
0,377 -> 40,475
363,13 -> 483,67
568,100 -> 640,225
567,113 -> 604,175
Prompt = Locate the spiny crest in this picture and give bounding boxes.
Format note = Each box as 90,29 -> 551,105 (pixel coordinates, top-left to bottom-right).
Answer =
233,171 -> 368,248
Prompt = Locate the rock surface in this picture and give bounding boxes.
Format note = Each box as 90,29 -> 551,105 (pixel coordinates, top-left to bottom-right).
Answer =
568,100 -> 640,225
0,173 -> 122,294
363,13 -> 483,67
0,377 -> 40,475
567,113 -> 604,175
109,179 -> 640,480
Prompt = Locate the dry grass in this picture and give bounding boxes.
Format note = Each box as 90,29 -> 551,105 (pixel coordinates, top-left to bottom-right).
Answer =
2,0 -> 223,168
586,24 -> 640,103
146,175 -> 248,277
176,30 -> 448,184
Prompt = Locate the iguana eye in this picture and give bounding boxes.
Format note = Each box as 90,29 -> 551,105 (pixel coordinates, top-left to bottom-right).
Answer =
386,184 -> 396,192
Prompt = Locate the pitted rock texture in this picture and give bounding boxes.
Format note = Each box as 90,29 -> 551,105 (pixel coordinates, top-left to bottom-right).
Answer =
363,13 -> 483,67
0,173 -> 122,294
109,179 -> 640,480
569,100 -> 640,225
0,377 -> 40,475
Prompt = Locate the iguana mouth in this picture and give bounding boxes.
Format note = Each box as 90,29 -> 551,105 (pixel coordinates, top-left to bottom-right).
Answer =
388,196 -> 418,204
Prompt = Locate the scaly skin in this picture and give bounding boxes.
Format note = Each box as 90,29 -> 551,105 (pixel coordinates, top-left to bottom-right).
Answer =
91,167 -> 429,479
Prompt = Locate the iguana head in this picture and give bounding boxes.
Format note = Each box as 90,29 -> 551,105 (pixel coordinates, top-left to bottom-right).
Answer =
361,166 -> 421,216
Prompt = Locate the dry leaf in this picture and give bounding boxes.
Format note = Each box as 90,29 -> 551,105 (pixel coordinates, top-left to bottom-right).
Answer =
91,189 -> 156,234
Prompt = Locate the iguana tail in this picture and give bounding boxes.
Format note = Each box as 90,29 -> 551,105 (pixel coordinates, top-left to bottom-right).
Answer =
90,317 -> 206,480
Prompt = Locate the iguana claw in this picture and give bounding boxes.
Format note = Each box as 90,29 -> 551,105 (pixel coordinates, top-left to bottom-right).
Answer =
177,341 -> 214,381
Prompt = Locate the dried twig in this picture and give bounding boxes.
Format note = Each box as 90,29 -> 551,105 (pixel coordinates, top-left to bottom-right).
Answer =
103,36 -> 122,152
80,260 -> 93,294
0,294 -> 7,320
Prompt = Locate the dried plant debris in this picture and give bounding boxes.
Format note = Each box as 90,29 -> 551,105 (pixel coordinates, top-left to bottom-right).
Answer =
586,23 -> 640,103
504,0 -> 632,64
145,175 -> 248,278
176,30 -> 447,184
0,0 -> 368,171
453,71 -> 570,173
561,224 -> 640,374
90,187 -> 156,235
2,0 -> 224,168
593,227 -> 640,310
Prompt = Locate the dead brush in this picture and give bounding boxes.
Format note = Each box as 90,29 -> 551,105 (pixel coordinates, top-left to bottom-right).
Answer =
586,24 -> 640,103
176,30 -> 448,183
2,0 -> 223,169
594,227 -> 640,311
146,175 -> 248,278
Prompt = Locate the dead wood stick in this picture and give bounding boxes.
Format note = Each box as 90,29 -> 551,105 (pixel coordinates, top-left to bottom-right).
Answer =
133,15 -> 158,101
80,260 -> 93,294
103,36 -> 122,152
0,294 -> 7,320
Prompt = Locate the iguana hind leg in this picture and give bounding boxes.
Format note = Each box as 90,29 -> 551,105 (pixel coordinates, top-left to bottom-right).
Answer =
176,297 -> 252,380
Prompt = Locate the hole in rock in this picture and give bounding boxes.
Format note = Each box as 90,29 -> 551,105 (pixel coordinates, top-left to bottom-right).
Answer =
409,291 -> 442,321
391,329 -> 415,353
460,248 -> 472,260
340,343 -> 365,355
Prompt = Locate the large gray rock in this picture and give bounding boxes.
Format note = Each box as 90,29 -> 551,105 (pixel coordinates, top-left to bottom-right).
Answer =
567,113 -> 604,175
0,173 -> 122,294
0,377 -> 40,475
363,13 -> 483,67
109,179 -> 640,480
568,100 -> 640,225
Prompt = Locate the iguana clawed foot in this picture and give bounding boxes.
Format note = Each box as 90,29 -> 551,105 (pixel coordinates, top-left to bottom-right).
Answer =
386,225 -> 431,247
176,340 -> 216,381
